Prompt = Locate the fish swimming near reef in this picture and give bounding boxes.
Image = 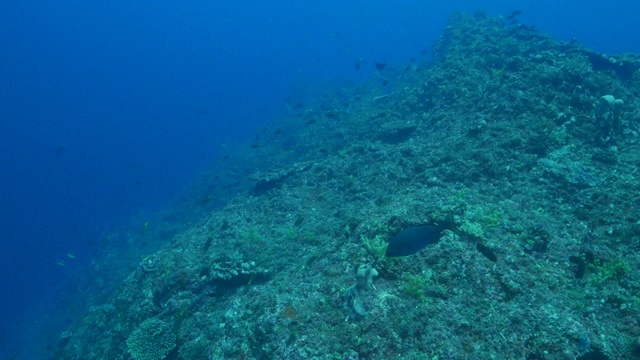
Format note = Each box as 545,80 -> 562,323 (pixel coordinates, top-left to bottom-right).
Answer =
506,10 -> 522,20
374,62 -> 387,71
385,213 -> 458,257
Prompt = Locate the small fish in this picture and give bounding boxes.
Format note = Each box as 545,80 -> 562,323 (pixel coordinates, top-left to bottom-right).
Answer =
355,58 -> 362,70
67,252 -> 75,259
54,144 -> 66,156
375,62 -> 386,71
200,194 -> 214,206
56,260 -> 66,267
386,214 -> 457,257
506,10 -> 521,20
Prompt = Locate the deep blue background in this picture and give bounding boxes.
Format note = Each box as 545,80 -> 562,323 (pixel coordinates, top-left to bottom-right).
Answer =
1,0 -> 639,357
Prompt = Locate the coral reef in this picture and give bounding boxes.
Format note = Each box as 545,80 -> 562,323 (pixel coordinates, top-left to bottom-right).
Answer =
126,318 -> 176,360
53,11 -> 640,360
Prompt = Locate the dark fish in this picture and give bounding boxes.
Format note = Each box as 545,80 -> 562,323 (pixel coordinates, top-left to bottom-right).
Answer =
386,214 -> 456,257
54,144 -> 66,156
375,62 -> 386,70
506,10 -> 521,20
476,243 -> 497,262
355,58 -> 362,70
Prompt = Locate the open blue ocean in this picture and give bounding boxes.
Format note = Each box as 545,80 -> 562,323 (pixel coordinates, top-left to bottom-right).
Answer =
1,1 -> 639,359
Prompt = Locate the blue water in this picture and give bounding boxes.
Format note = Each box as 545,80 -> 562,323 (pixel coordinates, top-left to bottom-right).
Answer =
1,1 -> 639,358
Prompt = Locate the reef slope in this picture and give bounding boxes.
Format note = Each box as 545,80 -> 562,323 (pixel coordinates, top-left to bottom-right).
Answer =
55,12 -> 640,360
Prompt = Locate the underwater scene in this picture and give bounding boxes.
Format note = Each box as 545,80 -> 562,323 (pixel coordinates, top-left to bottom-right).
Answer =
2,2 -> 640,360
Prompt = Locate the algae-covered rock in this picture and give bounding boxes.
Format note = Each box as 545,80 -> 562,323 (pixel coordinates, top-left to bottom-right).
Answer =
344,264 -> 379,317
595,94 -> 624,140
126,317 -> 176,360
356,264 -> 379,290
